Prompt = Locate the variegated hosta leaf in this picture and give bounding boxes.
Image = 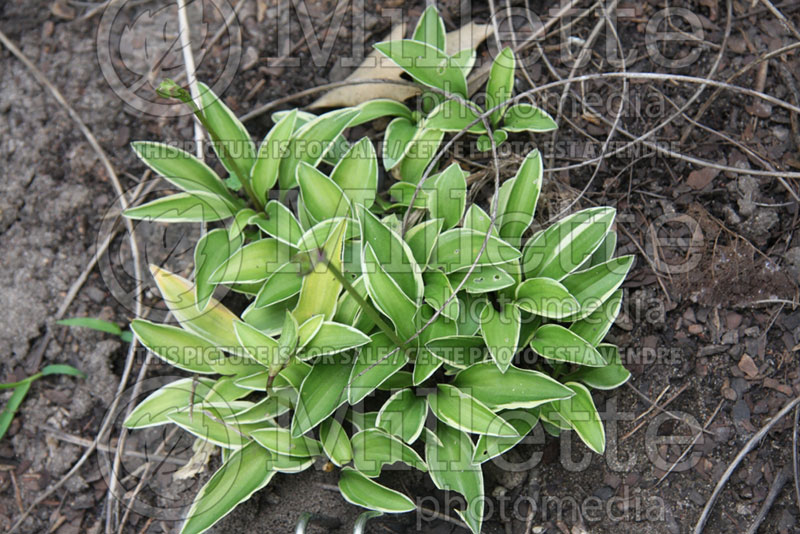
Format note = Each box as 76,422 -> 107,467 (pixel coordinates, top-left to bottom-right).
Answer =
361,243 -> 418,340
425,163 -> 467,230
560,256 -> 634,320
330,137 -> 378,208
405,218 -> 444,267
426,423 -> 484,534
496,149 -> 542,243
180,441 -> 274,534
124,191 -> 236,223
293,218 -> 348,323
480,303 -> 520,373
250,427 -> 322,457
429,384 -> 518,437
292,352 -> 351,437
551,382 -> 605,454
376,388 -> 428,444
529,324 -> 607,367
150,265 -> 240,350
338,467 -> 415,513
299,321 -> 371,360
564,344 -> 630,390
348,332 -> 409,404
569,289 -> 623,346
320,417 -> 353,466
502,103 -> 558,133
124,378 -> 214,429
194,228 -> 243,312
358,205 -> 422,302
373,40 -> 467,97
131,319 -> 221,374
197,82 -> 256,183
297,161 -> 351,223
473,408 -> 540,464
514,277 -> 579,319
429,229 -> 521,273
209,239 -> 295,285
486,47 -> 515,127
522,207 -> 615,280
252,109 -> 297,204
453,361 -> 574,409
351,428 -> 427,476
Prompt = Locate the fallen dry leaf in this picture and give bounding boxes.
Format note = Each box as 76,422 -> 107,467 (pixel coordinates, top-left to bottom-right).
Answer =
686,167 -> 719,190
738,353 -> 759,378
309,22 -> 493,109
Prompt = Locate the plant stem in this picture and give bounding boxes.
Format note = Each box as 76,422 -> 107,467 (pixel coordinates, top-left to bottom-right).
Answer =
323,259 -> 409,354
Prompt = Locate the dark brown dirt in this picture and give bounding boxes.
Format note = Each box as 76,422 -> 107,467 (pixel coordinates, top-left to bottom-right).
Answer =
1,0 -> 799,533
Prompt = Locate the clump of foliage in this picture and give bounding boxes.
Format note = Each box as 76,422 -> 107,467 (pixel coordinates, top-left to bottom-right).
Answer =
122,7 -> 633,534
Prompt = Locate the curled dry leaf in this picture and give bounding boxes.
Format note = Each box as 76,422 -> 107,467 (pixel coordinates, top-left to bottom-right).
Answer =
310,22 -> 493,109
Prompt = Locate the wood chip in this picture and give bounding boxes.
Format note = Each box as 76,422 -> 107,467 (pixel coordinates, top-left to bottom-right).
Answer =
738,353 -> 759,378
686,167 -> 720,190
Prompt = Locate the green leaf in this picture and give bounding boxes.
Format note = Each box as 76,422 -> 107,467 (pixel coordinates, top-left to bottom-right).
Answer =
514,277 -> 580,319
449,264 -> 515,294
338,467 -> 416,513
348,332 -> 410,404
40,364 -> 86,378
131,319 -> 221,374
480,304 -> 520,373
197,82 -> 256,181
376,388 -> 427,444
429,229 -> 521,273
124,378 -> 214,428
476,129 -> 508,151
351,99 -> 413,126
502,103 -> 558,132
522,207 -> 616,280
250,427 -> 322,457
412,5 -> 446,51
529,324 -> 607,367
560,256 -> 634,320
382,117 -> 417,170
224,392 -> 293,422
425,423 -> 484,534
426,163 -> 467,230
292,352 -> 351,437
579,230 -> 617,270
453,361 -> 574,409
497,149 -> 542,242
293,218 -> 348,323
425,335 -> 486,369
250,201 -> 303,247
167,405 -> 251,449
462,204 -> 496,236
565,344 -> 630,390
473,408 -> 539,464
396,126 -> 444,184
413,350 -> 442,385
553,382 -> 605,453
405,218 -> 443,267
330,138 -> 378,208
241,297 -> 297,337
429,384 -> 518,437
362,244 -> 418,340
194,229 -> 242,311
233,320 -> 283,374
320,417 -> 353,466
0,382 -> 31,440
450,47 -> 477,77
209,239 -> 295,284
347,410 -> 380,433
124,192 -> 235,222
253,262 -> 302,308
252,109 -> 297,203
56,317 -> 125,338
278,108 -> 360,189
486,47 -> 516,127
300,321 -> 371,359
423,271 -> 459,321
374,40 -> 467,97
297,315 -> 325,350
131,141 -> 236,203
297,162 -> 351,222
388,181 -> 429,208
358,206 -> 422,301
352,428 -> 428,476
424,100 -> 486,133
150,265 -> 240,349
180,441 -> 274,534
569,289 -> 623,346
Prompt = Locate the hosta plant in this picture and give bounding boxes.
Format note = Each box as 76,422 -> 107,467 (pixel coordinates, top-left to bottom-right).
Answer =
122,10 -> 633,534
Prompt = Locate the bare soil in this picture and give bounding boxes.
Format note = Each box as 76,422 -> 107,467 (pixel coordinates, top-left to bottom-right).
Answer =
1,1 -> 799,533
